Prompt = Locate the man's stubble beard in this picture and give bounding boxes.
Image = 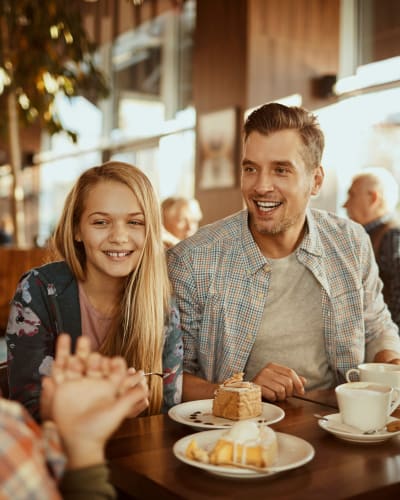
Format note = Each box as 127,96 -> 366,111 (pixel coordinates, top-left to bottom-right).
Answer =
254,212 -> 304,235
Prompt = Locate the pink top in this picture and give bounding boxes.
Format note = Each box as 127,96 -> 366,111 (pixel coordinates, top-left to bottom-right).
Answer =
78,282 -> 114,350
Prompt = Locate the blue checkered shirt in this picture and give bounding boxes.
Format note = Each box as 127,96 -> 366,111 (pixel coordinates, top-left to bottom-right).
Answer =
167,209 -> 400,385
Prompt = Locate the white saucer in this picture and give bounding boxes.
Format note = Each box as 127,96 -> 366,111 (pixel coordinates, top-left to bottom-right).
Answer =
173,429 -> 315,478
318,413 -> 400,443
168,399 -> 285,430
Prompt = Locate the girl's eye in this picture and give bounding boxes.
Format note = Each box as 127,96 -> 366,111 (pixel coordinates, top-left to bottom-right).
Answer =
128,220 -> 144,226
93,220 -> 108,225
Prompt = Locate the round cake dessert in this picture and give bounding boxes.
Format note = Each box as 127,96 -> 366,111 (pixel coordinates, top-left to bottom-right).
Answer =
186,421 -> 278,468
212,372 -> 262,420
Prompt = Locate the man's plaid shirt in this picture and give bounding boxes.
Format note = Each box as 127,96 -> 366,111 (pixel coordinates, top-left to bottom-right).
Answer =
167,209 -> 400,385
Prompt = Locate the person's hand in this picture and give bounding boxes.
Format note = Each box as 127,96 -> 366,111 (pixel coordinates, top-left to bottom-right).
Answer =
252,362 -> 307,401
41,334 -> 149,469
374,349 -> 400,365
41,335 -> 149,420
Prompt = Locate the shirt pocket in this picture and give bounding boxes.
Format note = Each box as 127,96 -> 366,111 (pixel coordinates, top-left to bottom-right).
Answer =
330,287 -> 365,341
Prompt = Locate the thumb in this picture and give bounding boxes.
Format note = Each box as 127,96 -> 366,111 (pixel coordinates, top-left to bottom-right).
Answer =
106,388 -> 149,427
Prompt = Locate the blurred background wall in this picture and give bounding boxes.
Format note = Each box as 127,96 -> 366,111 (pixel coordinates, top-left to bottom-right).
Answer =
0,0 -> 399,245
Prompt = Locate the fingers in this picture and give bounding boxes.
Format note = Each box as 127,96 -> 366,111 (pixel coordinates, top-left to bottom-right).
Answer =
53,334 -> 87,383
108,357 -> 128,387
116,383 -> 150,420
53,334 -> 72,374
118,370 -> 148,396
76,336 -> 91,361
40,376 -> 56,420
254,363 -> 306,402
64,355 -> 85,380
86,353 -> 105,378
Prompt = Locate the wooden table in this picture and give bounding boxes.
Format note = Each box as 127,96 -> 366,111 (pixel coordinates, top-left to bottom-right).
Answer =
106,390 -> 400,499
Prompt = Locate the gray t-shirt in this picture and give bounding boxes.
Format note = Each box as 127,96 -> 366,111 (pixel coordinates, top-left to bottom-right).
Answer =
245,252 -> 335,390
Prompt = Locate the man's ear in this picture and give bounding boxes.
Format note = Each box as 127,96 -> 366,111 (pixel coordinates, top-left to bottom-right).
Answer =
369,189 -> 379,205
311,165 -> 325,196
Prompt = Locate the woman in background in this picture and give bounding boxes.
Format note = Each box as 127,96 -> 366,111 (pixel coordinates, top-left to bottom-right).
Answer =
6,161 -> 182,420
161,196 -> 202,249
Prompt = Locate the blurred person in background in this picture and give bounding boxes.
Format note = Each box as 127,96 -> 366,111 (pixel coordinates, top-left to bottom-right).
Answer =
6,162 -> 182,421
161,197 -> 203,249
0,334 -> 149,499
0,214 -> 13,246
344,167 -> 400,330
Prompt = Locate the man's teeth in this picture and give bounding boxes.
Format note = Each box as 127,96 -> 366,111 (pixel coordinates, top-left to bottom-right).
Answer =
256,201 -> 281,211
105,251 -> 131,257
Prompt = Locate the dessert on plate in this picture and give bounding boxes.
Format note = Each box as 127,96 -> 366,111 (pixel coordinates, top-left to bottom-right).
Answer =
185,420 -> 278,468
212,372 -> 262,420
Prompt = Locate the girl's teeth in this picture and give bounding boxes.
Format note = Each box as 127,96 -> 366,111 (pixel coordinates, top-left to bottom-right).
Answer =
106,251 -> 130,257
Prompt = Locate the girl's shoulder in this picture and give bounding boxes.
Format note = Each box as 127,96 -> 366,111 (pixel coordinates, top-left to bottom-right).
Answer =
16,261 -> 76,298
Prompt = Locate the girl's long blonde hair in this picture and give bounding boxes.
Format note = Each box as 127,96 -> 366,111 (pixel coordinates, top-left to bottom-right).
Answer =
52,161 -> 170,414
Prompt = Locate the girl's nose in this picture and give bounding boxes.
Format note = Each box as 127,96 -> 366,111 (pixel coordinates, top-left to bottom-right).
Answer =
109,222 -> 129,242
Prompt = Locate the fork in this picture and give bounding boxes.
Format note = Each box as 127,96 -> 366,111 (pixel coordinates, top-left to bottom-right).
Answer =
144,372 -> 167,378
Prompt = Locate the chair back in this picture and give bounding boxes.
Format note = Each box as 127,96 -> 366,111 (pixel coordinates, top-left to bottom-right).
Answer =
0,361 -> 8,398
0,246 -> 51,333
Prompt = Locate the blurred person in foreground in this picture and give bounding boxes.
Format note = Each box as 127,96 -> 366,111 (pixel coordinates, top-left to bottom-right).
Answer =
167,102 -> 400,403
344,167 -> 400,330
6,161 -> 182,421
0,334 -> 149,499
161,197 -> 203,249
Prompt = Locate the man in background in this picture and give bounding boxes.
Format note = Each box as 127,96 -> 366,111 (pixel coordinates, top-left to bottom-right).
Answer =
344,167 -> 400,330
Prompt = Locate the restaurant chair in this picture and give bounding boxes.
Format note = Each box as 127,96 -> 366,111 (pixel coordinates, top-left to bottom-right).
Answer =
0,360 -> 9,398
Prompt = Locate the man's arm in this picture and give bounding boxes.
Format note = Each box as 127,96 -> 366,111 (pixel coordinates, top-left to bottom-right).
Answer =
183,373 -> 218,401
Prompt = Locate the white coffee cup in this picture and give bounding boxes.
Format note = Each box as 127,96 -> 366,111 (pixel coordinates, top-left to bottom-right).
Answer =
346,363 -> 400,388
335,381 -> 400,432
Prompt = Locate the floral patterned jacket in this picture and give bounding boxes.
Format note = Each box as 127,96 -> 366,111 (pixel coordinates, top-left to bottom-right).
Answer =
6,261 -> 183,421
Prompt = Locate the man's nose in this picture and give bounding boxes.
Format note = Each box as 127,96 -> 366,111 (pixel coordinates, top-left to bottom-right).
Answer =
254,171 -> 274,192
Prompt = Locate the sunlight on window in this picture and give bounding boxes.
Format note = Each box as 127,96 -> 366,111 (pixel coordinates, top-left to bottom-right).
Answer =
315,86 -> 400,216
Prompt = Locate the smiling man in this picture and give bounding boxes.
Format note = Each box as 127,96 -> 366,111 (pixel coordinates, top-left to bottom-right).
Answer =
167,102 -> 400,403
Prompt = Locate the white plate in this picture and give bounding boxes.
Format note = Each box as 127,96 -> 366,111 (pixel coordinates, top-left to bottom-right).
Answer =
168,399 -> 285,430
318,413 -> 400,443
173,429 -> 315,478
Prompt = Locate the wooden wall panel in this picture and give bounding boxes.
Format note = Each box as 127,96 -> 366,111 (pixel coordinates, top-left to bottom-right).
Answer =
193,0 -> 248,224
193,0 -> 341,225
373,0 -> 400,62
247,0 -> 340,110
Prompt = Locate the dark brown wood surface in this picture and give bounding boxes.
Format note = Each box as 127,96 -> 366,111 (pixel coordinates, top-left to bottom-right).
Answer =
106,390 -> 400,499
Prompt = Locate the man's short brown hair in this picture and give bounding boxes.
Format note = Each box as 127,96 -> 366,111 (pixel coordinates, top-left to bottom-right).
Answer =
244,102 -> 325,171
